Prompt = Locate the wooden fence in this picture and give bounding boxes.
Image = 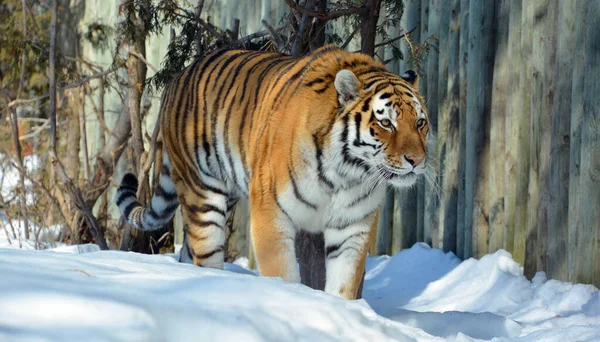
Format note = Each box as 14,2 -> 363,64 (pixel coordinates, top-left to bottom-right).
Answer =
374,0 -> 600,287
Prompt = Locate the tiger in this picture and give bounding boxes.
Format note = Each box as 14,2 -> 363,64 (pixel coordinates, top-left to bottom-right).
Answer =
115,45 -> 430,300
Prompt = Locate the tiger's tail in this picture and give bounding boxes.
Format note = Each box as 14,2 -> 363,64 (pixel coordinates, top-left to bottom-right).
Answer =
115,155 -> 179,231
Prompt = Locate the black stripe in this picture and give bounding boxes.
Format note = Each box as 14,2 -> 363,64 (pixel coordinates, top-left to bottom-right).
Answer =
327,246 -> 361,259
239,57 -> 286,182
212,52 -> 247,179
273,46 -> 341,110
325,231 -> 366,257
404,91 -> 414,98
361,98 -> 371,112
274,187 -> 295,225
116,191 -> 135,207
288,167 -> 317,210
161,164 -> 171,176
306,77 -> 325,86
154,183 -> 178,201
341,115 -> 369,172
188,203 -> 226,217
222,54 -> 261,190
379,92 -> 393,99
195,246 -> 224,260
313,134 -> 335,190
188,215 -> 223,229
147,203 -> 180,220
329,210 -> 376,230
200,49 -> 232,171
122,201 -> 140,219
346,191 -> 372,208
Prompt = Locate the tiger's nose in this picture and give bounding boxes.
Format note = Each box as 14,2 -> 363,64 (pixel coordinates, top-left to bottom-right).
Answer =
404,155 -> 425,167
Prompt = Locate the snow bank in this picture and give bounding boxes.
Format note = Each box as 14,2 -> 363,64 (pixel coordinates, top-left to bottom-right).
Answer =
0,242 -> 598,342
0,248 -> 438,342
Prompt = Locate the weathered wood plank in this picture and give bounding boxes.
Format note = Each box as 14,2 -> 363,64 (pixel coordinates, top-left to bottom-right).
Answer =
466,0 -> 494,258
503,0 -> 522,256
513,0 -> 533,267
577,0 -> 600,286
439,0 -> 460,253
434,0 -> 451,251
488,0 -> 509,253
424,0 -> 441,247
456,0 -> 469,259
546,0 -> 576,281
392,0 -> 421,254
527,0 -> 557,276
567,0 -> 589,283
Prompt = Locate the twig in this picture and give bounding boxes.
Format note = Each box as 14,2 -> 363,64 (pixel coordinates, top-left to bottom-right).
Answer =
11,162 -> 70,232
7,66 -> 120,108
262,20 -> 286,52
284,0 -> 364,20
0,72 -> 30,240
79,87 -> 90,180
136,111 -> 161,199
130,50 -> 158,73
17,0 -> 27,100
340,26 -> 360,49
352,26 -> 417,53
227,24 -> 288,48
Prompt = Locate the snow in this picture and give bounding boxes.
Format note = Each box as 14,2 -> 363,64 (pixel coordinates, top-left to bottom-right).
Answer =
0,241 -> 598,341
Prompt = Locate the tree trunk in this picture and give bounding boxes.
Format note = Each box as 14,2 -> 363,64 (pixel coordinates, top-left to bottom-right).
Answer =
546,0 -> 576,281
488,0 -> 508,253
567,0 -> 588,283
360,0 -> 382,56
577,0 -> 600,285
503,0 -> 522,257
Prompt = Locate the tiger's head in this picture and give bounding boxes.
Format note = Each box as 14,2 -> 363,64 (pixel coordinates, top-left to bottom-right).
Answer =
333,68 -> 430,188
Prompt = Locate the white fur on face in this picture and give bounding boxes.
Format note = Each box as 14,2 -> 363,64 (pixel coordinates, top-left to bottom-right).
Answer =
372,94 -> 398,129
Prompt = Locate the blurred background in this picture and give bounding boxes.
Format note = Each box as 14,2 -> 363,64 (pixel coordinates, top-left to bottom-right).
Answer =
0,0 -> 598,287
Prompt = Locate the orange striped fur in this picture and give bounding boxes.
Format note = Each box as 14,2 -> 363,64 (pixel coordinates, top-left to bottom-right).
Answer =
116,45 -> 430,299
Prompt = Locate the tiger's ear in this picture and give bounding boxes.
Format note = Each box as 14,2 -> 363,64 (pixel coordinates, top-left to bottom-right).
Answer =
335,69 -> 360,107
400,70 -> 418,87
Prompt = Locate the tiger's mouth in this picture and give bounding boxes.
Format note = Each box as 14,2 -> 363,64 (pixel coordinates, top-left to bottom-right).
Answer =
379,167 -> 416,180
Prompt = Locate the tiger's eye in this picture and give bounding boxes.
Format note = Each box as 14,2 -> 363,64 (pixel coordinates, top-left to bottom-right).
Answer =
416,118 -> 427,130
381,119 -> 392,128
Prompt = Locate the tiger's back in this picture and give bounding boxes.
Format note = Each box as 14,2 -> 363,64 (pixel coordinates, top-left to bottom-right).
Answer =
116,46 -> 430,299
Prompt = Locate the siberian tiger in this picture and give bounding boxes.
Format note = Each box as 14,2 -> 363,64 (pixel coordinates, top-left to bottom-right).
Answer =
116,45 -> 429,299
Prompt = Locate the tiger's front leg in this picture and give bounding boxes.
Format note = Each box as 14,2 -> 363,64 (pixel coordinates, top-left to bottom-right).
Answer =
249,182 -> 301,283
324,212 -> 378,299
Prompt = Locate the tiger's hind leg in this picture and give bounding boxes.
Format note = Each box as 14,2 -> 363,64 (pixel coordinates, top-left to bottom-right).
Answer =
175,176 -> 233,269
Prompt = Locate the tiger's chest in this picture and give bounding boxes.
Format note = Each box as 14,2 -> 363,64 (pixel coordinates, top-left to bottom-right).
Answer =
277,173 -> 386,233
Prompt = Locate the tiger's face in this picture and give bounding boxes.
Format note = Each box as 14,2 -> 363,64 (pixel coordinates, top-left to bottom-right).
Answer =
335,69 -> 429,188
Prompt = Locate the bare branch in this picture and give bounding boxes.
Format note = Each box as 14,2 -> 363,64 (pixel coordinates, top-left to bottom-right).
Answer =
352,26 -> 417,53
130,50 -> 158,73
262,20 -> 286,52
227,24 -> 288,48
0,72 -> 30,240
340,25 -> 360,49
7,66 -> 120,108
284,0 -> 364,20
